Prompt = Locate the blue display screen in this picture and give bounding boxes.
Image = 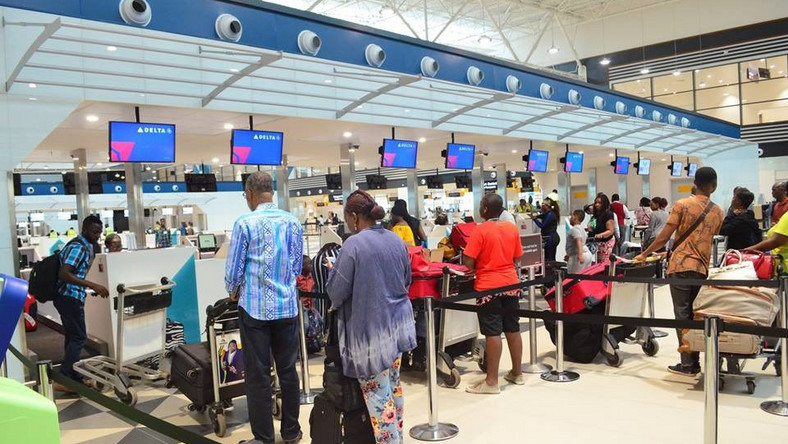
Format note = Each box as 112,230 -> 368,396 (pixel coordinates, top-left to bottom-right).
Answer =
231,130 -> 284,165
527,149 -> 549,173
381,139 -> 418,168
109,121 -> 175,163
637,159 -> 651,176
615,156 -> 630,175
671,161 -> 684,177
564,152 -> 583,173
445,143 -> 475,169
688,163 -> 698,177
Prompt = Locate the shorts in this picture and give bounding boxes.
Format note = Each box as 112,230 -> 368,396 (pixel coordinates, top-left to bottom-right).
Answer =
477,296 -> 520,337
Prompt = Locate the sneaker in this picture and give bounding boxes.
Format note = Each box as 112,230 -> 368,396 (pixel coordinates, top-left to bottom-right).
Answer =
283,430 -> 303,444
667,363 -> 700,376
465,380 -> 500,394
503,371 -> 524,385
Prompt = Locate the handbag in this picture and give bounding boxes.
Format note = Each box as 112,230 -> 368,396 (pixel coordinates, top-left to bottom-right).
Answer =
723,249 -> 775,280
708,258 -> 758,281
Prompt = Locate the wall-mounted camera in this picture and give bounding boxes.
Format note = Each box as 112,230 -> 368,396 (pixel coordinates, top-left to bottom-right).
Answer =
119,0 -> 152,27
421,56 -> 439,77
594,96 -> 606,110
506,75 -> 521,93
467,66 -> 484,86
539,83 -> 553,100
215,14 -> 242,42
615,101 -> 627,115
365,44 -> 386,68
298,30 -> 322,56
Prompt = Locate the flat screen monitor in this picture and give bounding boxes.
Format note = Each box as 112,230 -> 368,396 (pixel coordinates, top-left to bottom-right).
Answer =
381,139 -> 418,168
326,173 -> 343,190
198,234 -> 217,252
671,161 -> 684,177
109,121 -> 176,163
687,162 -> 698,177
426,175 -> 444,189
527,149 -> 549,173
445,143 -> 475,169
637,159 -> 651,176
366,174 -> 388,190
615,156 -> 630,175
230,129 -> 284,166
185,173 -> 218,192
455,175 -> 472,190
564,152 -> 584,173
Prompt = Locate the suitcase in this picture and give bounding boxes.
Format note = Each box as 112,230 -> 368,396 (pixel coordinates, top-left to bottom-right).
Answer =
543,261 -> 611,314
309,393 -> 375,444
170,342 -> 246,408
684,328 -> 762,355
449,222 -> 477,251
407,246 -> 469,300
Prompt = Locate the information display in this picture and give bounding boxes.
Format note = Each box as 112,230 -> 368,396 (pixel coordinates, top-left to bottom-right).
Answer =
527,149 -> 549,173
381,139 -> 418,168
615,156 -> 630,175
671,161 -> 684,177
564,152 -> 584,173
445,143 -> 475,169
637,159 -> 651,176
687,162 -> 698,177
109,121 -> 176,163
231,130 -> 284,165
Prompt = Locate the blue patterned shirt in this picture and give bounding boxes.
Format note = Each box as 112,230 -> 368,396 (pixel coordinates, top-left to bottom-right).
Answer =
225,203 -> 304,321
57,235 -> 95,302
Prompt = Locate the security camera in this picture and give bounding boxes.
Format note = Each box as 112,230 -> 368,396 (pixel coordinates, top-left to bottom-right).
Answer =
467,66 -> 484,86
365,44 -> 386,68
568,89 -> 582,105
667,114 -> 678,125
154,185 -> 161,192
635,105 -> 646,119
539,83 -> 553,100
114,185 -> 123,193
50,186 -> 58,194
651,110 -> 662,122
118,0 -> 152,27
215,14 -> 242,42
506,75 -> 521,93
593,96 -> 606,110
171,184 -> 179,192
615,101 -> 627,115
420,56 -> 439,77
298,30 -> 322,56
680,117 -> 691,128
26,186 -> 35,194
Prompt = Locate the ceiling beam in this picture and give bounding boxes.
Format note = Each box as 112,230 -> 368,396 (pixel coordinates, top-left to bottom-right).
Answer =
336,75 -> 420,119
5,18 -> 61,92
557,115 -> 627,141
306,0 -> 325,12
479,0 -> 521,63
431,0 -> 473,42
201,52 -> 283,107
600,123 -> 659,145
524,13 -> 552,63
387,0 -> 422,39
635,129 -> 691,149
431,93 -> 512,128
503,105 -> 576,135
673,135 -> 712,153
554,15 -> 581,71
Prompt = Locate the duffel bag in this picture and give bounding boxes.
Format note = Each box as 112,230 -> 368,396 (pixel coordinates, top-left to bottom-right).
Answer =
693,285 -> 780,327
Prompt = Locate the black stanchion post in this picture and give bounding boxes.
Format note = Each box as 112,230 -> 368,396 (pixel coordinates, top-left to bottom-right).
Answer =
541,269 -> 579,383
409,289 -> 459,441
761,276 -> 788,416
297,297 -> 321,404
704,316 -> 720,444
36,360 -> 54,402
523,266 -> 551,374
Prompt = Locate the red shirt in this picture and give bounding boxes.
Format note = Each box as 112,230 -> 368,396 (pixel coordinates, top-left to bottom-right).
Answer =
463,220 -> 523,291
611,202 -> 626,226
773,200 -> 788,224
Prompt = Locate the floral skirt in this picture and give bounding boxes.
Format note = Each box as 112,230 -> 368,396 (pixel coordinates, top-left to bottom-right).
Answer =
358,356 -> 404,444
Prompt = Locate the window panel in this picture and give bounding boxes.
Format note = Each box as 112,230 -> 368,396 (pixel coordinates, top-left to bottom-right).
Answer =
698,106 -> 740,125
742,99 -> 788,125
741,56 -> 788,81
653,71 -> 692,94
653,91 -> 694,110
696,85 -> 740,110
612,79 -> 651,98
695,64 -> 738,89
741,77 -> 788,104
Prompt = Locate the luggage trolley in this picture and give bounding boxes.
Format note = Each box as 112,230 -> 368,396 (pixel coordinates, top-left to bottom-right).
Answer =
599,257 -> 661,367
436,267 -> 479,388
73,277 -> 176,405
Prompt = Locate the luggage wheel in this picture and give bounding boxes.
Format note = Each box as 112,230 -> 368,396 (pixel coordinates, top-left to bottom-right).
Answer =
209,407 -> 227,437
441,367 -> 461,389
641,338 -> 659,357
188,403 -> 207,414
114,374 -> 137,406
746,379 -> 756,395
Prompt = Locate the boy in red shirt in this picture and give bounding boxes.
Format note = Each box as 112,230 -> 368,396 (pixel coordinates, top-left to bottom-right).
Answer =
296,255 -> 315,308
463,193 -> 524,394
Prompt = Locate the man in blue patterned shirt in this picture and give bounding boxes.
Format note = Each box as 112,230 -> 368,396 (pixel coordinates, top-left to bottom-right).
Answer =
53,215 -> 109,393
225,172 -> 304,444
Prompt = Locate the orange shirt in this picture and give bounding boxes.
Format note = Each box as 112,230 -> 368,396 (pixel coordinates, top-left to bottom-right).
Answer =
463,220 -> 523,291
666,195 -> 724,276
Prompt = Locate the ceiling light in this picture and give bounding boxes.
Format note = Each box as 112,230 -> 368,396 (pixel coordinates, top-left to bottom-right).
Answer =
760,58 -> 766,62
324,79 -> 332,84
608,153 -> 615,157
343,131 -> 352,138
418,137 -> 426,143
115,173 -> 120,178
779,71 -> 784,75
579,151 -> 584,154
511,150 -> 518,153
706,74 -> 712,78
663,88 -> 668,92
661,158 -> 666,162
695,69 -> 700,73
723,93 -> 729,96
718,80 -> 723,84
640,68 -> 650,75
224,123 -> 234,130
212,157 -> 219,163
219,165 -> 224,168
28,97 -> 37,101
105,168 -> 110,171
106,46 -> 117,52
230,68 -> 239,73
28,83 -> 36,88
354,161 -> 359,166
43,166 -> 49,169
636,79 -> 641,83
699,81 -> 706,88
672,70 -> 682,76
599,57 -> 611,66
770,65 -> 776,69
548,45 -> 559,55
86,115 -> 99,122
146,166 -> 152,171
35,178 -> 40,182
404,109 -> 410,113
477,35 -> 492,46
120,176 -> 125,180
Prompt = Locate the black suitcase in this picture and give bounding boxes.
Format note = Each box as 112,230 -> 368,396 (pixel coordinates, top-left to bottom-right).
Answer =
309,393 -> 375,444
170,342 -> 245,408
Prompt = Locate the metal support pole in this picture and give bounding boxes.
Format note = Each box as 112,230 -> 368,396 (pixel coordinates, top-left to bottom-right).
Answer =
523,267 -> 551,374
541,269 -> 579,382
704,316 -> 720,444
36,360 -> 54,402
410,296 -> 459,441
648,283 -> 668,338
297,298 -> 320,404
761,277 -> 788,416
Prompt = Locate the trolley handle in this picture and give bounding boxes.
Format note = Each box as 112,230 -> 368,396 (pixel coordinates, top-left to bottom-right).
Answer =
442,266 -> 467,277
116,277 -> 176,295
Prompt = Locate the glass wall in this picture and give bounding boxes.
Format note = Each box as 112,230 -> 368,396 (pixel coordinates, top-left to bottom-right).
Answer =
611,54 -> 788,126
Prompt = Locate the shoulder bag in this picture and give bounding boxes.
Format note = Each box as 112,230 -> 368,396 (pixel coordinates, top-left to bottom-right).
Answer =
666,199 -> 715,266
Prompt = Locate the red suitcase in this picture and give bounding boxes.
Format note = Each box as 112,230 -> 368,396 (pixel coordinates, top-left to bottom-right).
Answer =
449,222 -> 477,251
407,247 -> 468,300
543,261 -> 611,314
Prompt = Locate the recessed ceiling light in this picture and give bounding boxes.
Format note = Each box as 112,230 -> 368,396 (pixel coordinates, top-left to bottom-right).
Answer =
760,58 -> 766,62
770,65 -> 776,69
694,69 -> 700,73
672,70 -> 681,76
28,97 -> 37,101
548,46 -> 559,55
418,137 -> 426,142
723,93 -> 729,96
404,109 -> 410,113
663,88 -> 668,92
579,151 -> 584,154
230,68 -> 239,73
105,168 -> 110,171
699,81 -> 706,88
324,79 -> 333,84
219,165 -> 224,168
36,178 -> 41,182
357,105 -> 363,109
599,57 -> 611,66
354,161 -> 359,166
609,153 -> 615,157
661,158 -> 666,161
28,83 -> 36,88
706,74 -> 712,78
343,131 -> 352,138
640,68 -> 650,74
139,93 -> 146,97
511,150 -> 518,153
224,123 -> 234,130
452,108 -> 459,111
106,46 -> 117,52
636,79 -> 641,83
115,173 -> 120,178
86,115 -> 99,122
486,114 -> 491,117
43,166 -> 49,169
212,157 -> 219,163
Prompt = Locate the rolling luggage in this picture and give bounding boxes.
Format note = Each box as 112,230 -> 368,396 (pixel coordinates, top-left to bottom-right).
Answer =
449,222 -> 477,251
407,246 -> 469,300
170,342 -> 216,408
309,393 -> 375,444
543,261 -> 611,314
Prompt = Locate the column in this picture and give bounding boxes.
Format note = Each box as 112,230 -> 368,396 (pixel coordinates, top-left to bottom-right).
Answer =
471,152 -> 485,221
642,175 -> 650,200
494,163 -> 507,202
125,163 -> 145,249
406,169 -> 420,218
588,168 -> 597,205
72,148 -> 90,222
276,154 -> 290,211
339,143 -> 356,204
618,174 -> 627,203
557,172 -> 571,216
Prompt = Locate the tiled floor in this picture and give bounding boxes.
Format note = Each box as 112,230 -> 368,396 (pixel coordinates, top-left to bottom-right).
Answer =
56,285 -> 788,443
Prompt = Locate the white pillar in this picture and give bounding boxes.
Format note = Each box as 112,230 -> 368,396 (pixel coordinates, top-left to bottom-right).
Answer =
471,152 -> 485,221
276,155 -> 290,211
72,148 -> 90,223
125,163 -> 145,248
406,169 -> 420,218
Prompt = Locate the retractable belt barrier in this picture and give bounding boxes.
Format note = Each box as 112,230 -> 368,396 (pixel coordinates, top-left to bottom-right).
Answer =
297,291 -> 331,301
6,344 -> 220,444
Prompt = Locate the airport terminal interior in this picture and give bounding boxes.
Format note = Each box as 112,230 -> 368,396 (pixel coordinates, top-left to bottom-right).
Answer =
1,0 -> 788,443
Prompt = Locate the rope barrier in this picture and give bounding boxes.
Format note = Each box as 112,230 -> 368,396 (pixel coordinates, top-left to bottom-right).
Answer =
563,273 -> 781,288
437,275 -> 555,303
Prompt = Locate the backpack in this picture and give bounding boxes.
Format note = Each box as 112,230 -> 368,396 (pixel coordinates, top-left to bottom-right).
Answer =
304,306 -> 324,354
28,239 -> 81,303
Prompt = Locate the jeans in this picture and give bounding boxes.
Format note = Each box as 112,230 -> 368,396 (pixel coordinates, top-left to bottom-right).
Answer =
54,295 -> 86,382
668,271 -> 706,367
239,307 -> 301,443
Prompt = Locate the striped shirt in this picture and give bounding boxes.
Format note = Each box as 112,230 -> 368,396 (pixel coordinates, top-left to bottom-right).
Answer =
57,235 -> 95,302
224,203 -> 304,321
